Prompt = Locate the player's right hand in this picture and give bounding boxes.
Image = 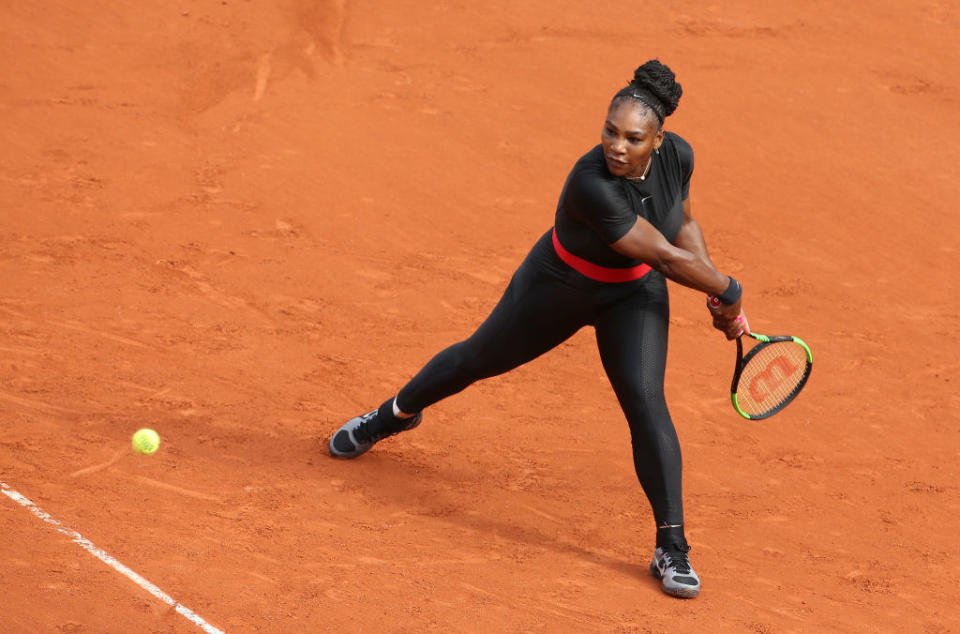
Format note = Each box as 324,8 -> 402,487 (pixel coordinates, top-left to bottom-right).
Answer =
707,296 -> 749,340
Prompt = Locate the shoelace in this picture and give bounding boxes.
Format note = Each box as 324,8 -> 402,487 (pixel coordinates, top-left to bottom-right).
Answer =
351,412 -> 382,444
353,411 -> 409,444
663,546 -> 692,574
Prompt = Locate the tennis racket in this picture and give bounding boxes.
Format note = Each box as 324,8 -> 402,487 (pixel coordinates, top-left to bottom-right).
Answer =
729,333 -> 812,419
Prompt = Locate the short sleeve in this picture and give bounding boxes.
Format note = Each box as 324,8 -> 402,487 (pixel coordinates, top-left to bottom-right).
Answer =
562,167 -> 637,244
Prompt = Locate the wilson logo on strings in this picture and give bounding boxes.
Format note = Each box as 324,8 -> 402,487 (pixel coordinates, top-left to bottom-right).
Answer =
749,355 -> 799,402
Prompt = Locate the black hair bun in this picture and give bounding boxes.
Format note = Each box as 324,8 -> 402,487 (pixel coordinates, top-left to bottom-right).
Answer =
631,59 -> 682,117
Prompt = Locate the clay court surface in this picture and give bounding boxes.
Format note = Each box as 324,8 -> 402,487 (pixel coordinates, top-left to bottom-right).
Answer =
2,1 -> 959,632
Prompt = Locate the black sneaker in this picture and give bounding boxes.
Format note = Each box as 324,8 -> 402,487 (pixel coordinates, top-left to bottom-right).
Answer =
650,544 -> 701,598
328,407 -> 422,458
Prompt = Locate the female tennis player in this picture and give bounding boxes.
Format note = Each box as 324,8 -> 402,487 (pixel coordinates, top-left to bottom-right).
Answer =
329,60 -> 747,599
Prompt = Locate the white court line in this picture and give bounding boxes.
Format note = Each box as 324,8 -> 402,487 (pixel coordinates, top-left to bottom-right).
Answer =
1,481 -> 224,634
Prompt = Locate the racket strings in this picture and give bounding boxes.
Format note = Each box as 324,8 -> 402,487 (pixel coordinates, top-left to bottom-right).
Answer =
736,342 -> 809,416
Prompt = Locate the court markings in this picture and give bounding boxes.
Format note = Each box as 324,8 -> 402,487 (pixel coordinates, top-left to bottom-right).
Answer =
1,481 -> 224,634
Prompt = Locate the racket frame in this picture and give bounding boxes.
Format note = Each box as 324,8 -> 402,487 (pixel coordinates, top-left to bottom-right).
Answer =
731,333 -> 812,420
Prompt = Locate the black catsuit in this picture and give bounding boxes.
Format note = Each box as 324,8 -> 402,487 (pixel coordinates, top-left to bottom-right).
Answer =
396,132 -> 694,528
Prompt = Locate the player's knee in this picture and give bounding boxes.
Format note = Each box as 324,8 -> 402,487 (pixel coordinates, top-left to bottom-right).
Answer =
622,381 -> 665,408
444,341 -> 486,381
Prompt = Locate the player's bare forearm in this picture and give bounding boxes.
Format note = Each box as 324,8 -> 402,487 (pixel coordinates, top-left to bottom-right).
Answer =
672,216 -> 716,271
651,246 -> 730,295
611,219 -> 729,296
670,200 -> 745,332
672,198 -> 718,270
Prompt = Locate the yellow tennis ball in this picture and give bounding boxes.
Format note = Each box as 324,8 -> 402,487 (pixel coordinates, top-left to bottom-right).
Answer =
132,428 -> 160,455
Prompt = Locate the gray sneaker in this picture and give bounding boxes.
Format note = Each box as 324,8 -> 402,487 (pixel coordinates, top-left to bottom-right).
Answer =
328,407 -> 422,458
650,544 -> 701,598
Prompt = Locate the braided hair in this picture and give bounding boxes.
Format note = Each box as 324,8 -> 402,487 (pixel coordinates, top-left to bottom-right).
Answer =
611,60 -> 683,128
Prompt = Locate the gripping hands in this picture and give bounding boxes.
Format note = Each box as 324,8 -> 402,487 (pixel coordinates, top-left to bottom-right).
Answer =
707,295 -> 750,340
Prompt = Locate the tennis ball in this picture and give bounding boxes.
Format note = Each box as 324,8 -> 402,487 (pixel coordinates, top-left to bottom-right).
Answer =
132,428 -> 160,455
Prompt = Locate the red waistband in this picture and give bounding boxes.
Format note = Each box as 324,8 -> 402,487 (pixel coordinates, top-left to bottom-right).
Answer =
551,227 -> 652,283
